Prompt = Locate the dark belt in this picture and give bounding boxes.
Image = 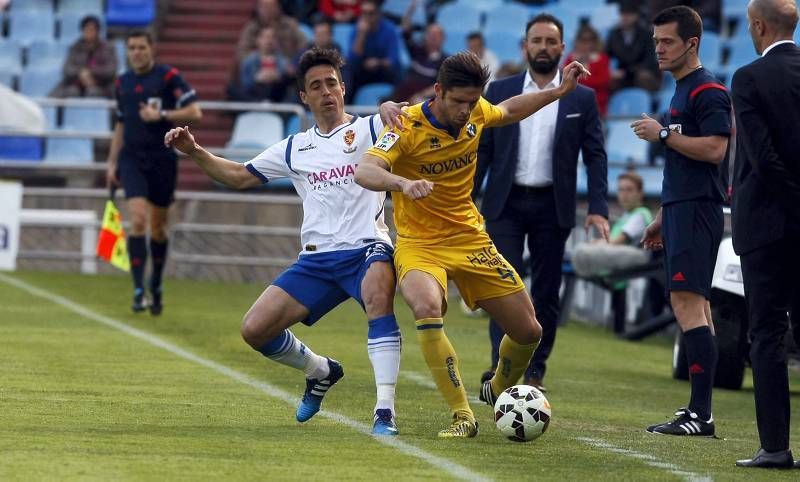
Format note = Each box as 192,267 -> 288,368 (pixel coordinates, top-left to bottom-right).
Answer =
511,184 -> 553,195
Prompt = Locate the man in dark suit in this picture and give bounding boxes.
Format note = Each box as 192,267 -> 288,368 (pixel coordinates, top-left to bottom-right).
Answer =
475,14 -> 609,392
731,0 -> 800,469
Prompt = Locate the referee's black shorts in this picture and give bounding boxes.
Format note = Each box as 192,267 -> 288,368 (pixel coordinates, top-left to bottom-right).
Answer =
118,148 -> 178,208
662,200 -> 724,299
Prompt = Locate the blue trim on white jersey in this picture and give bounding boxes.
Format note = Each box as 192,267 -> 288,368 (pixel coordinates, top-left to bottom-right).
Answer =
246,163 -> 269,184
284,134 -> 298,175
369,114 -> 378,143
314,114 -> 359,138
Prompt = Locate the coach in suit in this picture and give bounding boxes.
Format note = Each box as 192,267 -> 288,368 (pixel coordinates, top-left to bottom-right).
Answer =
475,14 -> 609,391
732,0 -> 800,470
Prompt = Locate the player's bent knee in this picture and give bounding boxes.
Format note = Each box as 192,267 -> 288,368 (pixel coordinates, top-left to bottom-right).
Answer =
408,298 -> 443,319
363,287 -> 394,317
240,311 -> 281,349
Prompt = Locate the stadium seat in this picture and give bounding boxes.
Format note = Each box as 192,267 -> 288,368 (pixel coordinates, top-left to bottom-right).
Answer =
26,40 -> 69,71
284,114 -> 302,136
589,4 -> 620,37
383,0 -> 426,26
19,68 -> 61,97
298,23 -> 313,45
9,0 -> 54,13
44,137 -> 94,163
608,88 -> 651,117
638,166 -> 664,197
59,0 -> 104,14
115,39 -> 128,74
724,40 -> 758,75
9,11 -> 56,47
0,137 -> 43,161
699,32 -> 722,74
656,90 -> 673,114
43,106 -> 58,130
0,40 -> 24,76
353,82 -> 393,106
436,4 -> 482,34
62,105 -> 111,133
485,30 -> 523,64
0,72 -> 15,90
106,0 -> 155,27
484,3 -> 530,35
606,120 -> 649,166
59,11 -> 106,43
226,112 -> 284,151
333,23 -> 354,58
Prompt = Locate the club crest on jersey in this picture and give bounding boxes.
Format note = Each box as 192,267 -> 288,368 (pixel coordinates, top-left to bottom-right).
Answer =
376,131 -> 399,151
465,122 -> 477,138
429,136 -> 441,149
343,129 -> 357,153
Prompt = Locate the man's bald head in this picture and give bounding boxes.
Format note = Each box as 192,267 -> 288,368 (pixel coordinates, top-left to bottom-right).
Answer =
750,0 -> 798,35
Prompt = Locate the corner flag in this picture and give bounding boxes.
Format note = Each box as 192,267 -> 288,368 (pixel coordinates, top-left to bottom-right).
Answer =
96,188 -> 129,272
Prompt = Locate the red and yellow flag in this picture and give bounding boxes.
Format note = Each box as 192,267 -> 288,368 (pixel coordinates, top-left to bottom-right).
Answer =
96,198 -> 130,272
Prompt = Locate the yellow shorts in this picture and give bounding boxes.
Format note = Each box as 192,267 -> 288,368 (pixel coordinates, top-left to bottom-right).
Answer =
394,230 -> 525,311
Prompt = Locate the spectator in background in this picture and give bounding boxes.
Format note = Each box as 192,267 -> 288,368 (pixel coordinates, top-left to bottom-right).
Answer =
391,0 -> 446,103
319,0 -> 361,23
233,26 -> 294,102
565,24 -> 611,116
606,1 -> 661,91
347,0 -> 401,102
647,0 -> 722,33
467,32 -> 500,84
51,15 -> 117,98
609,171 -> 652,247
237,0 -> 306,60
305,20 -> 342,54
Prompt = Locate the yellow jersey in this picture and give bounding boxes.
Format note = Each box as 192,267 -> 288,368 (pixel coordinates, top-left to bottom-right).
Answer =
367,97 -> 505,240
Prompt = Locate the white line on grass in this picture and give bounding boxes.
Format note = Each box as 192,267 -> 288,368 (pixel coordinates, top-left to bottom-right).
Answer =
0,273 -> 489,482
577,437 -> 712,482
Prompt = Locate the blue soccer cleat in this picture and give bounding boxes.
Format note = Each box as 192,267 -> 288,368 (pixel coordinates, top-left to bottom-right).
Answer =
296,358 -> 344,422
372,409 -> 399,436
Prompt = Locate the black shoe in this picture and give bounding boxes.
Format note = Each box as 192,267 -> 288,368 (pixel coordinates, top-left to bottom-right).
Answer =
646,408 -> 715,436
149,288 -> 162,316
480,370 -> 494,384
736,448 -> 794,469
132,289 -> 148,313
479,380 -> 497,407
523,376 -> 548,393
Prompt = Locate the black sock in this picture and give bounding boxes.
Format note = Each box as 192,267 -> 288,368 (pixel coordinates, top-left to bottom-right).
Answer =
128,235 -> 147,292
149,238 -> 168,293
684,325 -> 717,420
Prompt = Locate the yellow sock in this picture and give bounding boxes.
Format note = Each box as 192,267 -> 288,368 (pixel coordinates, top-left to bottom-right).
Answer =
415,318 -> 472,419
491,334 -> 538,396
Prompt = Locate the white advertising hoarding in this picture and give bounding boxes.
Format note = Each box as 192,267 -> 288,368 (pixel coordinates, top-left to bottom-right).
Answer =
0,181 -> 22,271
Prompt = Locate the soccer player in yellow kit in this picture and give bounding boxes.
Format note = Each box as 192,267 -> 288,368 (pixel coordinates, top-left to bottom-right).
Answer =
355,52 -> 588,437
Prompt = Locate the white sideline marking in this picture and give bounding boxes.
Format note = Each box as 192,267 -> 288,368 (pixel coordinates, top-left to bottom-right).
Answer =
0,273 -> 489,482
577,437 -> 712,482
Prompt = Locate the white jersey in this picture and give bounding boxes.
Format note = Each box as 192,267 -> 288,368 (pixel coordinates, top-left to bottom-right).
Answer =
245,114 -> 391,255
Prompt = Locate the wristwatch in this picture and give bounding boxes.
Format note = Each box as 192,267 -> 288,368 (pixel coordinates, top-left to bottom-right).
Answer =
659,127 -> 670,144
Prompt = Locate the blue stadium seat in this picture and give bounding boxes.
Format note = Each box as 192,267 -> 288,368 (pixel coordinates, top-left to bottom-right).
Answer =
9,0 -> 53,13
656,90 -> 673,114
62,105 -> 111,133
485,30 -> 523,64
59,0 -> 104,14
298,23 -> 313,45
26,40 -> 69,71
43,106 -> 58,130
226,112 -> 284,151
44,137 -> 94,163
606,120 -> 649,165
353,82 -> 393,106
333,23 -> 354,58
0,137 -> 43,161
106,0 -> 155,27
9,11 -> 56,47
19,68 -> 61,97
284,114 -> 301,136
59,11 -> 106,43
638,166 -> 664,197
608,88 -> 651,117
589,4 -> 620,37
699,31 -> 722,74
436,4 -> 482,34
443,31 -> 467,57
383,0 -> 426,26
0,40 -> 24,76
724,40 -> 758,74
484,3 -> 530,35
0,72 -> 15,89
115,39 -> 128,74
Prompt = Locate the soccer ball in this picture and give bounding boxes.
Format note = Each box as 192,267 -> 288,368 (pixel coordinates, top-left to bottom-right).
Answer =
494,384 -> 551,442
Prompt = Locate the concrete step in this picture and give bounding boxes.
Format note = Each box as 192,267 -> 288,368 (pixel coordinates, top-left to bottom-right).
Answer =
164,14 -> 247,31
159,54 -> 234,71
159,42 -> 236,58
171,0 -> 254,15
161,26 -> 239,43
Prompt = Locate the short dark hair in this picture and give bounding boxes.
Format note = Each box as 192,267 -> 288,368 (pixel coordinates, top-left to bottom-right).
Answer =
466,31 -> 483,42
618,170 -> 644,192
526,13 -> 564,42
436,51 -> 490,92
652,5 -> 703,44
80,15 -> 100,30
126,29 -> 153,45
297,47 -> 345,91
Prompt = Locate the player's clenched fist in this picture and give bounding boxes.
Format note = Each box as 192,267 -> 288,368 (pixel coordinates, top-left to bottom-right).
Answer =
164,126 -> 198,154
400,179 -> 434,200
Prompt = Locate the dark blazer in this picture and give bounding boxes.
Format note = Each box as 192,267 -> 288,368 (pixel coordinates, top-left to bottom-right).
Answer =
731,42 -> 800,255
475,73 -> 608,229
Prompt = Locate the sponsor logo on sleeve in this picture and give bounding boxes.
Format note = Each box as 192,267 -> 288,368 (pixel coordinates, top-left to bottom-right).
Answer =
375,131 -> 400,151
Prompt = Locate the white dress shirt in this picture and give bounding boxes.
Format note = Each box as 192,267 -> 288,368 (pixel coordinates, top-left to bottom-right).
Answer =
762,39 -> 795,57
515,69 -> 560,187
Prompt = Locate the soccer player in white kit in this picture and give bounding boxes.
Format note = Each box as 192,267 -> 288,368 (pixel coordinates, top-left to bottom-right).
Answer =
165,48 -> 405,435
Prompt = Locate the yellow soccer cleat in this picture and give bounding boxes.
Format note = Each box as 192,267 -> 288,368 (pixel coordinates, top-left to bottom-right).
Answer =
437,413 -> 479,438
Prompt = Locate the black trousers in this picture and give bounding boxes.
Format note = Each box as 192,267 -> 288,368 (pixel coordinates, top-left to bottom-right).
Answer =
740,231 -> 800,452
486,185 -> 571,381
